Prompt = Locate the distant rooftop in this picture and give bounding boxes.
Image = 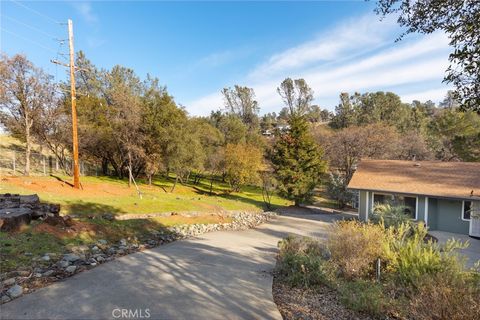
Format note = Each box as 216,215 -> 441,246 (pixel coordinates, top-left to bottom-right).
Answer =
348,160 -> 480,200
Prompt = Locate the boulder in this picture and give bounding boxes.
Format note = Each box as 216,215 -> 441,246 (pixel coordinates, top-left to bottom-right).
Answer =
65,266 -> 77,273
0,194 -> 62,231
6,285 -> 23,299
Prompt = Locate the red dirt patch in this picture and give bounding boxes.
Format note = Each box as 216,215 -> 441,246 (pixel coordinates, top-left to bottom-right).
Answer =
32,220 -> 100,239
4,176 -> 135,197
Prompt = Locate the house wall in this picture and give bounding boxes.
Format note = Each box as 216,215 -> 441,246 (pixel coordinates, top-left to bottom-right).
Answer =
428,198 -> 469,234
355,191 -> 470,235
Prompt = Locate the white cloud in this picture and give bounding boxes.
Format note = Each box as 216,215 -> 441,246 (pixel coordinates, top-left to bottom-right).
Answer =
72,2 -> 98,24
401,88 -> 451,104
249,14 -> 397,80
186,14 -> 451,116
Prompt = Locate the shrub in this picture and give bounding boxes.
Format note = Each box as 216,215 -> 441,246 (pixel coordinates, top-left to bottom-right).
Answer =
383,223 -> 468,287
328,220 -> 386,279
407,272 -> 480,320
338,279 -> 389,317
371,203 -> 413,228
325,172 -> 354,208
277,235 -> 331,288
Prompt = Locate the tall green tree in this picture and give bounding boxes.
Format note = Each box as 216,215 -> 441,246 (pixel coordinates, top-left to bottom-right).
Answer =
428,107 -> 480,161
270,115 -> 327,206
330,92 -> 357,129
375,0 -> 480,111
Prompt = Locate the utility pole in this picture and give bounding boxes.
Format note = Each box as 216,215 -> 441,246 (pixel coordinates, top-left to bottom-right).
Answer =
68,19 -> 80,189
52,19 -> 80,189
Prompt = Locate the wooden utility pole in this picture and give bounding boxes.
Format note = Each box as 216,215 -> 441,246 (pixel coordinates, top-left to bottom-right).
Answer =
52,19 -> 80,188
68,19 -> 80,188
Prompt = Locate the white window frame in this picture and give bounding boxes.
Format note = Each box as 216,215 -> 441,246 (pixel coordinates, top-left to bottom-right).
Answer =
371,192 -> 418,221
462,200 -> 472,221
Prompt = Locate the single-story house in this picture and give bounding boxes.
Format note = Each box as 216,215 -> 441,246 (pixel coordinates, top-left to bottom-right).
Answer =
347,160 -> 480,237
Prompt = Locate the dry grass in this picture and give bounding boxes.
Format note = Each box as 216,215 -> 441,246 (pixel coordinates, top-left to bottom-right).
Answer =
327,221 -> 386,279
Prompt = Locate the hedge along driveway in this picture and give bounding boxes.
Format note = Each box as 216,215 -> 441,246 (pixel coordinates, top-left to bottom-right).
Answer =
0,210 -> 341,320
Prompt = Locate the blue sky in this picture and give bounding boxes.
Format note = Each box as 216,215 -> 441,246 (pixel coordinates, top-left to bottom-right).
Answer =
1,1 -> 452,115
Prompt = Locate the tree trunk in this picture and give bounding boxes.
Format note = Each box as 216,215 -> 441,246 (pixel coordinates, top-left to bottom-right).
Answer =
148,174 -> 152,185
24,114 -> 31,176
170,176 -> 178,193
101,158 -> 109,175
128,151 -> 132,188
209,173 -> 215,195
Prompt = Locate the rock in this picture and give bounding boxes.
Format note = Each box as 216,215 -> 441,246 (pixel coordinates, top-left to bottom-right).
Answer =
2,278 -> 16,286
64,215 -> 74,227
6,285 -> 23,299
0,207 -> 32,232
102,213 -> 115,221
57,260 -> 70,268
119,238 -> 127,246
63,253 -> 80,262
15,270 -> 30,277
95,256 -> 105,263
24,252 -> 32,256
0,194 -> 62,231
42,270 -> 54,277
34,273 -> 42,278
41,255 -> 50,262
107,247 -> 116,255
65,266 -> 77,273
91,246 -> 99,252
97,239 -> 107,245
1,294 -> 11,304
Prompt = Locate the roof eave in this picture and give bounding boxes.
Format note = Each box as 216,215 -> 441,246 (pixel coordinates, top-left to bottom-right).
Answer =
347,186 -> 480,201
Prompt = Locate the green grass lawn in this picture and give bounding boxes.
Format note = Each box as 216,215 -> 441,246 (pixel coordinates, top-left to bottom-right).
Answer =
0,174 -> 290,217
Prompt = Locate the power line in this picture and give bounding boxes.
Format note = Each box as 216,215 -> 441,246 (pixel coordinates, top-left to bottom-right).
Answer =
10,0 -> 63,25
1,27 -> 57,54
1,14 -> 60,40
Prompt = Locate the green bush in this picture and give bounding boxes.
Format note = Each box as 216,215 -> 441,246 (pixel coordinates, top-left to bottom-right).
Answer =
277,235 -> 331,287
371,203 -> 413,228
383,223 -> 468,287
276,223 -> 478,319
338,279 -> 389,317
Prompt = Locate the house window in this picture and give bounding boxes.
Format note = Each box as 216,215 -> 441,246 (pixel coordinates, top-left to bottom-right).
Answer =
397,196 -> 417,218
463,201 -> 472,221
372,193 -> 417,219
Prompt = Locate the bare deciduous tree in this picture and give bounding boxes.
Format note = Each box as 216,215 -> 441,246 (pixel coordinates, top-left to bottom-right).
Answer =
0,54 -> 56,176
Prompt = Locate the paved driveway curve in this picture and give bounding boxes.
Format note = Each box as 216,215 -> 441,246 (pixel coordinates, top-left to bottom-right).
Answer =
0,212 -> 342,320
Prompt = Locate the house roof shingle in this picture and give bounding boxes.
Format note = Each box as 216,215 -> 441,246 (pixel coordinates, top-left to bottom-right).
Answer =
347,160 -> 480,200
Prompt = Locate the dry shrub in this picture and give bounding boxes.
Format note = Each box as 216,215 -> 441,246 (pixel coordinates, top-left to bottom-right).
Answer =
408,272 -> 480,320
328,220 -> 385,279
277,235 -> 331,288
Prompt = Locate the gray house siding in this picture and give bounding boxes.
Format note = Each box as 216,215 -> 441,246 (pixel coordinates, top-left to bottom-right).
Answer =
356,191 -> 470,235
429,198 -> 469,234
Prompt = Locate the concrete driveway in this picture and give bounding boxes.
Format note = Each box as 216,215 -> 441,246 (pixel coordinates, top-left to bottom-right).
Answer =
0,211 -> 342,320
428,231 -> 480,268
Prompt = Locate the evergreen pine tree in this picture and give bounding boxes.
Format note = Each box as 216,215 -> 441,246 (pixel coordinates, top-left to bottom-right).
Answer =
270,115 -> 327,206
